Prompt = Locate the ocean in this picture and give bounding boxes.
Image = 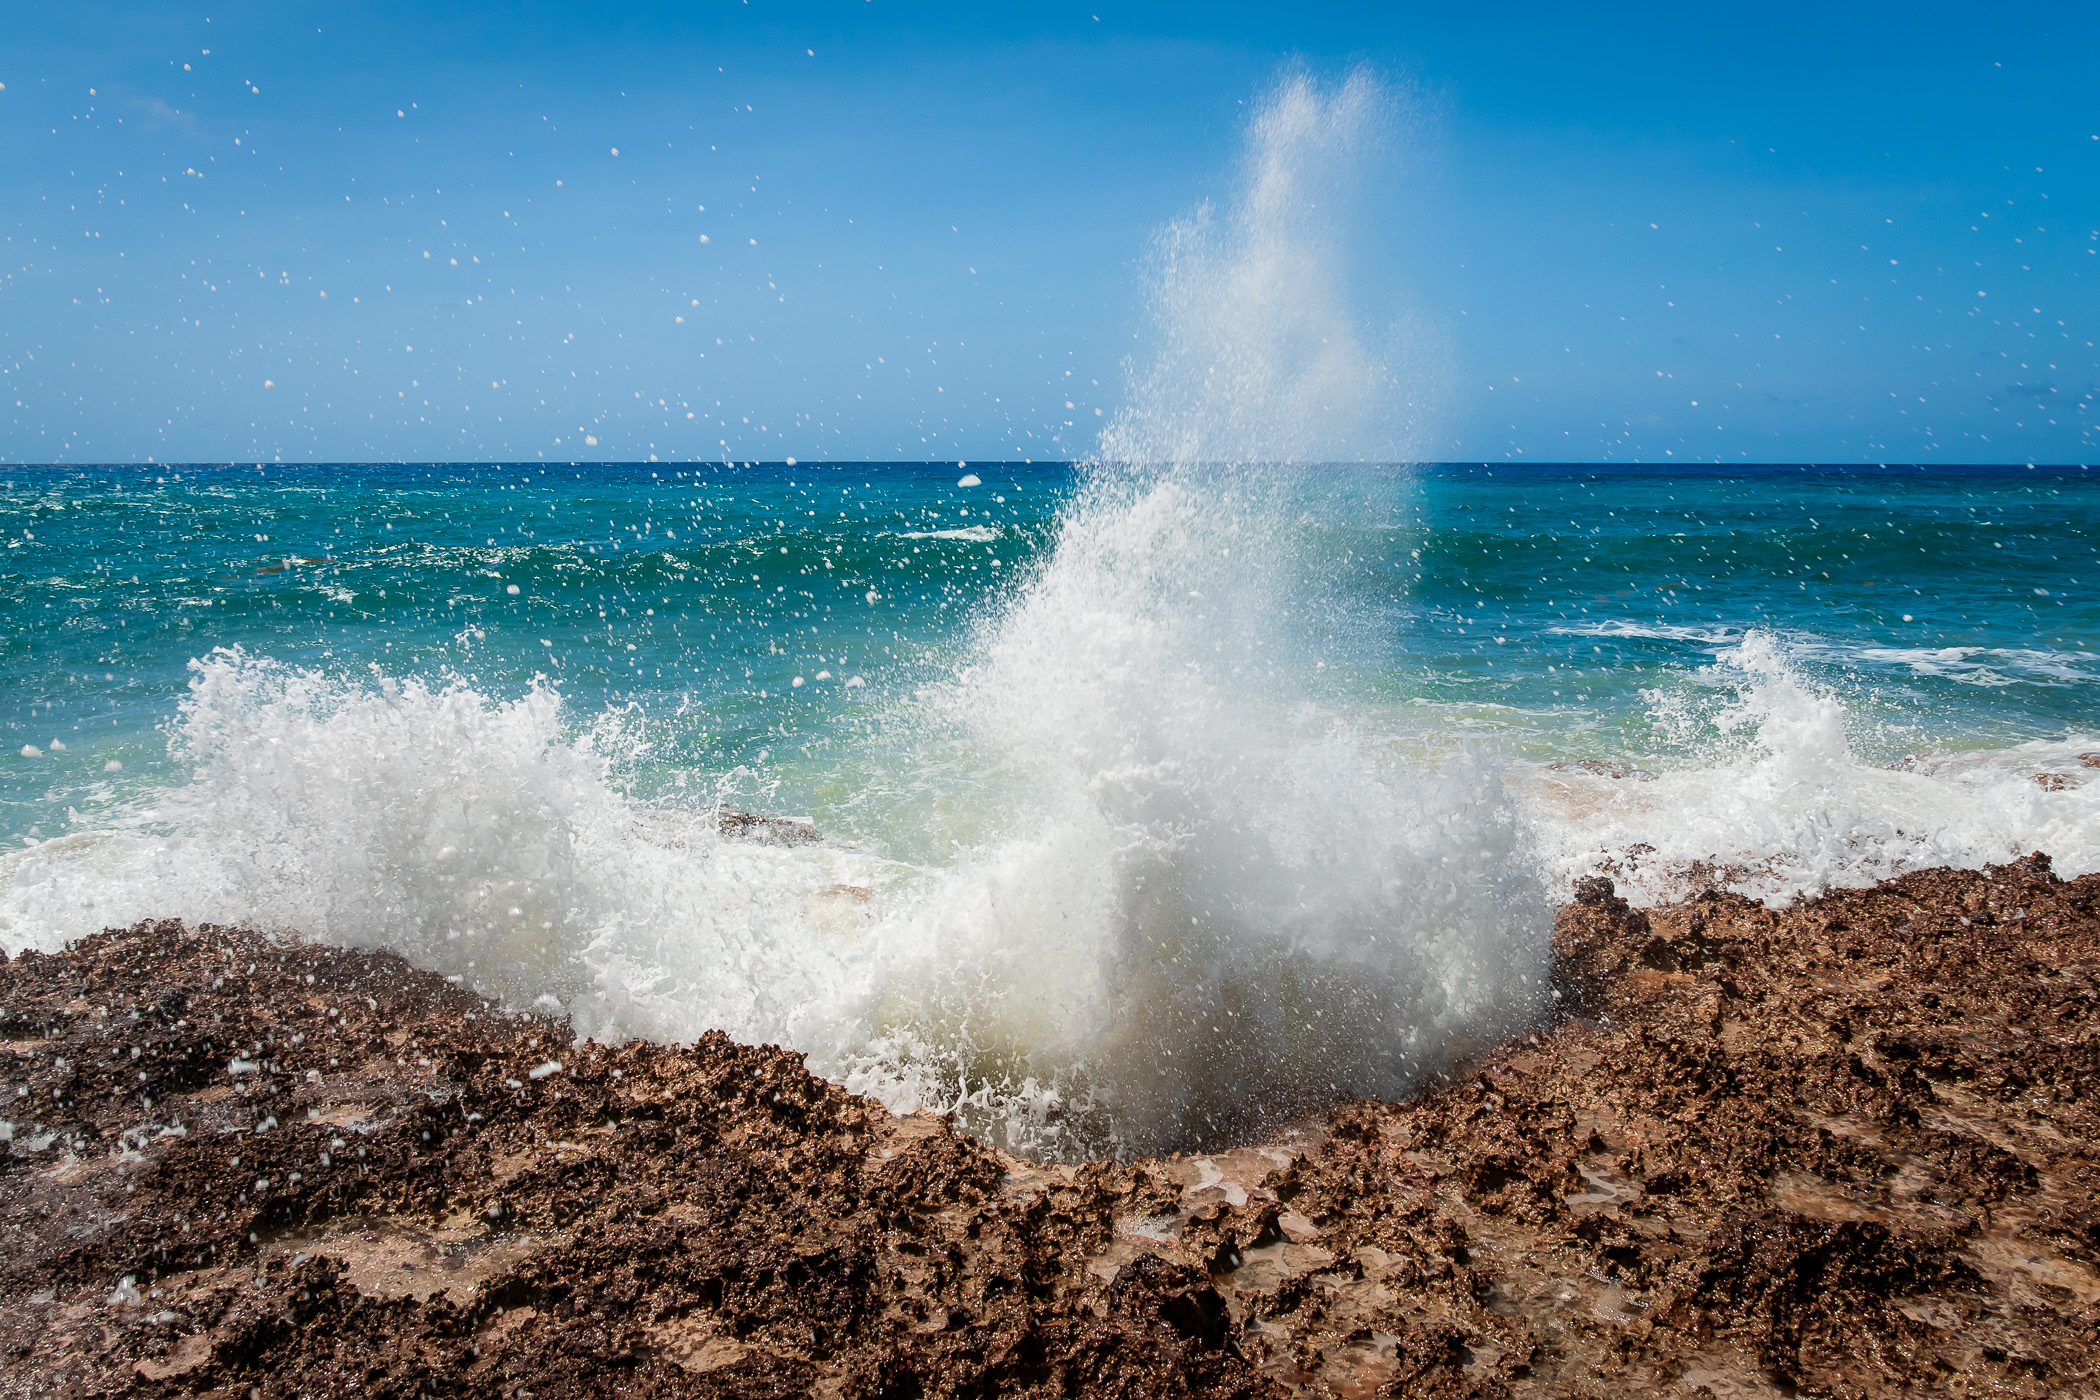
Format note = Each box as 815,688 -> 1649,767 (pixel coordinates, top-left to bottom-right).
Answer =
3,458 -> 2094,1155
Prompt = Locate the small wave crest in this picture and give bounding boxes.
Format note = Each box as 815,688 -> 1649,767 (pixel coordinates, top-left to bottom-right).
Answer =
894,525 -> 1001,542
1527,629 -> 2100,904
1550,619 -> 2099,688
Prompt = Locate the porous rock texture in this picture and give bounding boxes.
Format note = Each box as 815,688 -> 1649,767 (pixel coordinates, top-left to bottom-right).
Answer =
2,855 -> 2096,1398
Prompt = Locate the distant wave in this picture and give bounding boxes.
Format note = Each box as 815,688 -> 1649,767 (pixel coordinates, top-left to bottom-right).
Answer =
894,525 -> 1001,542
1548,620 -> 1745,645
1549,619 -> 2098,686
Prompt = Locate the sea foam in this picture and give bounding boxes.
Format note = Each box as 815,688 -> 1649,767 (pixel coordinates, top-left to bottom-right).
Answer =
1524,629 -> 2100,906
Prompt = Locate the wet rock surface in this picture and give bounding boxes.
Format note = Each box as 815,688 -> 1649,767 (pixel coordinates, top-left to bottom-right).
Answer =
3,855 -> 2096,1397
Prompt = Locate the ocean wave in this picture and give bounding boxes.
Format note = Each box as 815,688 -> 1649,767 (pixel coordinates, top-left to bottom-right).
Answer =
1523,629 -> 2100,905
894,525 -> 1001,542
1549,619 -> 2098,687
1548,620 -> 1745,645
1845,645 -> 2098,685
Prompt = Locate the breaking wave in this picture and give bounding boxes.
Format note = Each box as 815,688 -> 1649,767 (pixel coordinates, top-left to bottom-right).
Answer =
1524,629 -> 2100,905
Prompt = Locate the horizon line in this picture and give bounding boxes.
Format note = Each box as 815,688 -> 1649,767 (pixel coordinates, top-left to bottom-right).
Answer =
1,459 -> 2093,472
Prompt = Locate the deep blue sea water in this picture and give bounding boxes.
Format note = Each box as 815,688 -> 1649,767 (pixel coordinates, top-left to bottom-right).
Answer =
3,459 -> 2095,1153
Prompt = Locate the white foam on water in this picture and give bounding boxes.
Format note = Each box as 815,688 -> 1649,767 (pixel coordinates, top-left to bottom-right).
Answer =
1841,644 -> 2098,687
1553,619 -> 2099,688
894,525 -> 1001,542
1550,620 -> 1746,646
841,464 -> 1553,1153
1524,629 -> 2100,906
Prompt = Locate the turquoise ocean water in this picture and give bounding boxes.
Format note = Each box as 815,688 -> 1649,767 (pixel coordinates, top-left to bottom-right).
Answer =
5,460 -> 2098,1156
5,460 -> 2094,852
4,457 -> 2094,1157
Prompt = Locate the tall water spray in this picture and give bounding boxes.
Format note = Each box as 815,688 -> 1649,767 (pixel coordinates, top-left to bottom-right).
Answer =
0,71 -> 1556,1160
1100,67 -> 1433,470
836,70 -> 1554,1154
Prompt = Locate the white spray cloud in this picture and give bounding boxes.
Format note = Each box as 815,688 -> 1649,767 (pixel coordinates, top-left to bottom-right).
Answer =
4,71 -> 1564,1161
1101,67 -> 1441,469
837,70 -> 1551,1152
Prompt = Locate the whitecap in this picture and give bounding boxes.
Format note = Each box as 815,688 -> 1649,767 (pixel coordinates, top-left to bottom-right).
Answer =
1525,628 -> 2100,906
894,525 -> 1000,543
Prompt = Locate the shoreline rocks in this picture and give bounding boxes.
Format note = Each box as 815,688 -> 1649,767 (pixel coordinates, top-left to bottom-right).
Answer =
3,857 -> 2096,1397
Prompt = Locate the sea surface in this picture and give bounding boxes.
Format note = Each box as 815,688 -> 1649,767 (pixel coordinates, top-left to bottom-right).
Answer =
6,460 -> 2095,855
3,459 -> 2095,1154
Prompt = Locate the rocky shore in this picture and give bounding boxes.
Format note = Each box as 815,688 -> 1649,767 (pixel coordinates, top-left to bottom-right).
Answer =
3,856 -> 2096,1398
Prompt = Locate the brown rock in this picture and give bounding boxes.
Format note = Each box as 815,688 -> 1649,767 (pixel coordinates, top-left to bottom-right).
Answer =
4,855 -> 2098,1396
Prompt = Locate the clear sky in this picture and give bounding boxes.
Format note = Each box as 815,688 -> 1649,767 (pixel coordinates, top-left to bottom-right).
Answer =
2,0 -> 2094,465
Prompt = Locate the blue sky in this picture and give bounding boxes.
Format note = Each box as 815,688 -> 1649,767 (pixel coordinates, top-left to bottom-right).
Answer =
2,0 -> 2094,464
